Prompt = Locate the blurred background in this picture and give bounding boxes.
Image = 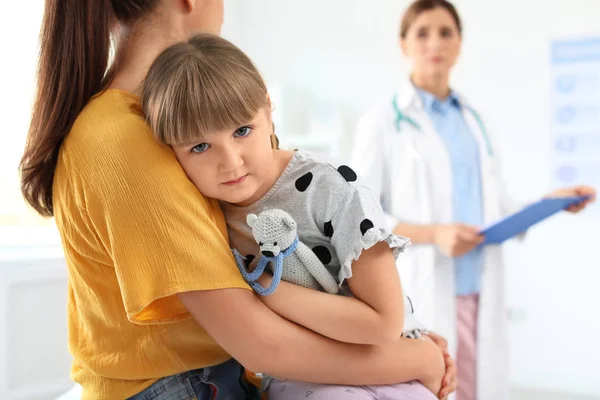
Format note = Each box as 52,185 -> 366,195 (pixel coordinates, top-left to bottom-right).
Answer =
1,1 -> 599,399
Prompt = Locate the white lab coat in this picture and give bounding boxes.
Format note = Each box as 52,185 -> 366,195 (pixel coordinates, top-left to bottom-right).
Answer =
351,80 -> 519,400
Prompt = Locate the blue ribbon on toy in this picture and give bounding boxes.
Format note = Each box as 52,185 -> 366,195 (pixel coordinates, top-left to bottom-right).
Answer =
233,236 -> 299,296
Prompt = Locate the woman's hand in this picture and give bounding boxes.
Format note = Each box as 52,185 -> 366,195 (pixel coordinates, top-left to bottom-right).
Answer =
433,224 -> 484,258
546,185 -> 596,213
424,332 -> 457,399
256,271 -> 273,287
418,337 -> 446,397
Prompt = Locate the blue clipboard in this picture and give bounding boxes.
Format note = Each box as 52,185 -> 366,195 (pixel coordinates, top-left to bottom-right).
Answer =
480,195 -> 590,244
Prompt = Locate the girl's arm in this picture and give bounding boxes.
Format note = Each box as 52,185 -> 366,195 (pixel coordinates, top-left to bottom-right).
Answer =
178,287 -> 444,392
256,241 -> 405,345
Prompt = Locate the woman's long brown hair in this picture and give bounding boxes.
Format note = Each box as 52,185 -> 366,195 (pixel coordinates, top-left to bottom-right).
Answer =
19,0 -> 157,216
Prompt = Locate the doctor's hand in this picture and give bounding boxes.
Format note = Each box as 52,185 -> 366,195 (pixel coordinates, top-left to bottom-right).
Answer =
546,185 -> 596,213
433,224 -> 484,258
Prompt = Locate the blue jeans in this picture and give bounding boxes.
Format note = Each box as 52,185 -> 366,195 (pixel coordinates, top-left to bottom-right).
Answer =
128,359 -> 261,400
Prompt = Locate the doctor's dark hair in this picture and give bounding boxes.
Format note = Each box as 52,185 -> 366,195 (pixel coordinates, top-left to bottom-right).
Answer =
400,0 -> 462,39
20,0 -> 160,217
141,33 -> 272,146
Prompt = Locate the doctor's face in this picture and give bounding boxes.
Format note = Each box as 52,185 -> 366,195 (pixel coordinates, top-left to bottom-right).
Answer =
401,7 -> 462,78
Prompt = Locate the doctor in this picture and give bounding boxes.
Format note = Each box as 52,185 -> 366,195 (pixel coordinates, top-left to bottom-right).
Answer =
351,1 -> 596,399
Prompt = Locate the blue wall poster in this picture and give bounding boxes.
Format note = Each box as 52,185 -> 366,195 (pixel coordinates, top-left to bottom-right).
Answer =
550,37 -> 600,213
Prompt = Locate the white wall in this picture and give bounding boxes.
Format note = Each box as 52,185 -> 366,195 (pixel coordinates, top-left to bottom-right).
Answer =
224,0 -> 600,397
0,2 -> 73,398
0,255 -> 71,400
0,1 -> 46,224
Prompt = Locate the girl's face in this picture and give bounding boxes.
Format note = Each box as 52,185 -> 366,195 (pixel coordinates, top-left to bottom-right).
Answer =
172,107 -> 276,205
401,7 -> 462,79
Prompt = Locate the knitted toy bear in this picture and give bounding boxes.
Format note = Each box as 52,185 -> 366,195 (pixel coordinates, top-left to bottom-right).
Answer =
402,294 -> 426,339
233,209 -> 339,296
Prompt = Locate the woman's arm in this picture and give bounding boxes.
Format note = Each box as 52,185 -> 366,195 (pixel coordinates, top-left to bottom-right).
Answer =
178,288 -> 445,390
392,223 -> 437,244
395,185 -> 597,252
546,185 -> 596,212
394,223 -> 483,257
257,241 -> 404,345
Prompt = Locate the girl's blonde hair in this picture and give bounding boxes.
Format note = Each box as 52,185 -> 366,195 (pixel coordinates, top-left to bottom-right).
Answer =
141,33 -> 270,146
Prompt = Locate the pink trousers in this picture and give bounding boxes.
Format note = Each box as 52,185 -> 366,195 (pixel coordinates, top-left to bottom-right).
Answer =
456,293 -> 479,400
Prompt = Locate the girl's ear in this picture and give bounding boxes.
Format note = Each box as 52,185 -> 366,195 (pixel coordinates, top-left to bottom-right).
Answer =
270,132 -> 280,149
265,101 -> 279,149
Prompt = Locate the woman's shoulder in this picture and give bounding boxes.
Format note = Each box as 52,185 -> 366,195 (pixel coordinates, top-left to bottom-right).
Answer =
61,90 -> 176,171
363,98 -> 396,118
56,89 -> 186,201
353,100 -> 396,138
66,90 -> 150,150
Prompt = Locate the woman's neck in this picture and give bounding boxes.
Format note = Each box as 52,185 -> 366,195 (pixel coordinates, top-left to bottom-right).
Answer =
108,18 -> 188,94
411,72 -> 451,100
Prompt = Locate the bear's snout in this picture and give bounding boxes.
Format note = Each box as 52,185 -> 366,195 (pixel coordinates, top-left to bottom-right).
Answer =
261,250 -> 275,258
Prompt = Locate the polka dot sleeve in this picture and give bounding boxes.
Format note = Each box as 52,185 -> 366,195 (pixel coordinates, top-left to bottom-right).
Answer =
326,167 -> 411,284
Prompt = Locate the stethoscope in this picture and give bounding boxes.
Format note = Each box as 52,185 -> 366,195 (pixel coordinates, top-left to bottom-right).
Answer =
391,94 -> 495,157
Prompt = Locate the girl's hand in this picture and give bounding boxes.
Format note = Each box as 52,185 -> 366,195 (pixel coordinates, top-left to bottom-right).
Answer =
546,185 -> 596,213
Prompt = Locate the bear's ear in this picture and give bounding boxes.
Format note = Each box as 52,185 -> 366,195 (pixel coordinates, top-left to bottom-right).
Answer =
282,214 -> 297,231
247,214 -> 258,228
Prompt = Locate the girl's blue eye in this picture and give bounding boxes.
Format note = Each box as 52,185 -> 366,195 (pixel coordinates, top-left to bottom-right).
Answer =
234,126 -> 252,138
191,143 -> 210,153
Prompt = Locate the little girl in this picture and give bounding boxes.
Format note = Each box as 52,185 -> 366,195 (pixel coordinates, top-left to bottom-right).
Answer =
140,33 -> 452,400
